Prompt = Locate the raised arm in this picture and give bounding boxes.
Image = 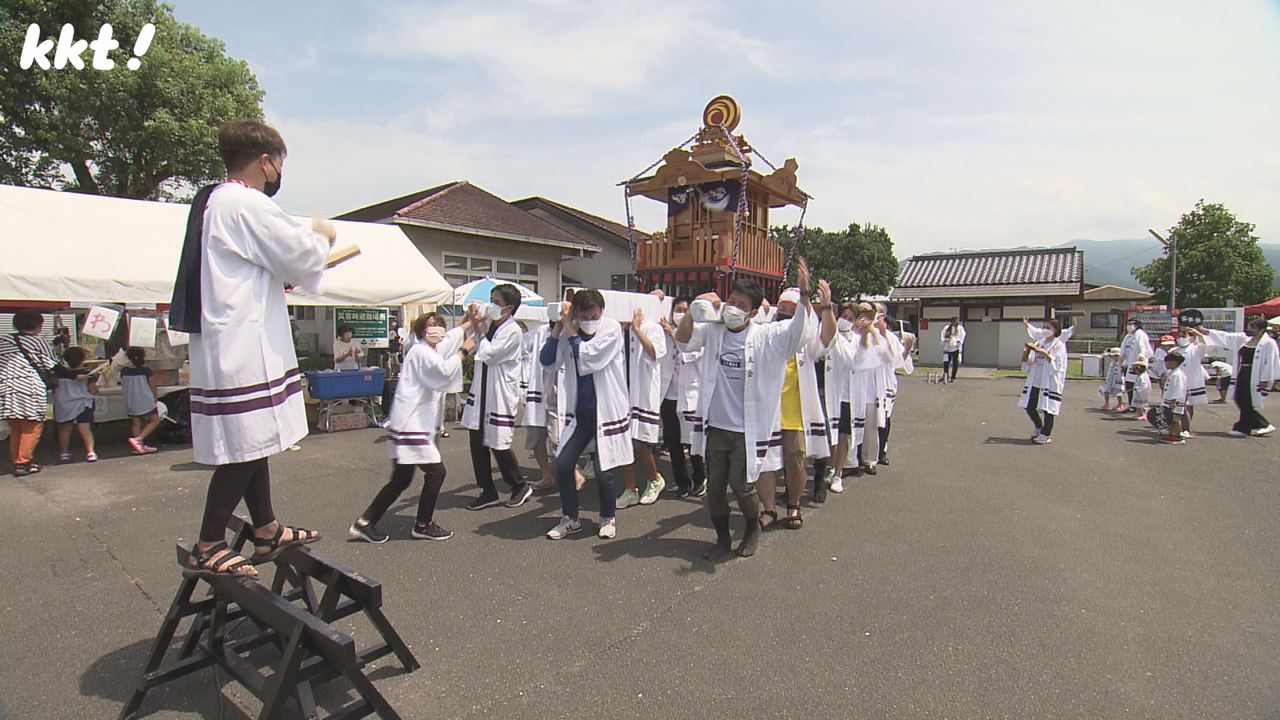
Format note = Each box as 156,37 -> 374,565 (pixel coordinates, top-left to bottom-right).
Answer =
577,320 -> 623,375
816,279 -> 837,348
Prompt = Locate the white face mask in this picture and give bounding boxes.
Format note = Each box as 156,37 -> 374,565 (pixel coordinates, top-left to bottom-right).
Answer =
424,326 -> 447,347
1127,324 -> 1136,333
721,305 -> 749,330
1041,327 -> 1054,338
1176,338 -> 1190,347
837,318 -> 854,334
577,319 -> 601,335
672,312 -> 687,325
487,303 -> 507,321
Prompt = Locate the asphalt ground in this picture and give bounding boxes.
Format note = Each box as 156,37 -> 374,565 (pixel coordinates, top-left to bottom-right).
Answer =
1,370 -> 1278,720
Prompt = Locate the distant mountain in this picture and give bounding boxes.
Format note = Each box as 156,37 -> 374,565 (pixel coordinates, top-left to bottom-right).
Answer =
1055,239 -> 1280,291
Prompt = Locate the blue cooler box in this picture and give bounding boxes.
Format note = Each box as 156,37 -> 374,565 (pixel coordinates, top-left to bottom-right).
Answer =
305,368 -> 386,400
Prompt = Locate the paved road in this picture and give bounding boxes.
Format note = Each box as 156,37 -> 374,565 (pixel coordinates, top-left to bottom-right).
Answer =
1,372 -> 1277,719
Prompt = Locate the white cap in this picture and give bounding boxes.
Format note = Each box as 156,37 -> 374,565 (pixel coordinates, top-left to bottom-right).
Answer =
778,288 -> 801,307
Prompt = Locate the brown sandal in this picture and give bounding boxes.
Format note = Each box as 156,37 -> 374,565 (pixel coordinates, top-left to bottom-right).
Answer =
184,541 -> 258,579
252,524 -> 321,564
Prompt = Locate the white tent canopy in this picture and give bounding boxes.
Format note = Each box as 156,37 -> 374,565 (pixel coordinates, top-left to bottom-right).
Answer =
0,184 -> 451,308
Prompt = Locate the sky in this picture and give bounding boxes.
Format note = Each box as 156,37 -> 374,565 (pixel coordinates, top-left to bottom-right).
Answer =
168,0 -> 1280,260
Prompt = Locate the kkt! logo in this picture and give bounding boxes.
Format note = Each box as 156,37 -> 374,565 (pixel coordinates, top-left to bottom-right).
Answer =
19,23 -> 155,70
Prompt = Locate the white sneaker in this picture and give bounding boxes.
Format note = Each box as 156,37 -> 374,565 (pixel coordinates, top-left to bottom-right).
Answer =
1251,424 -> 1276,436
547,516 -> 582,539
598,517 -> 616,539
829,476 -> 845,493
616,489 -> 640,509
1228,429 -> 1247,437
639,475 -> 665,505
1032,434 -> 1052,445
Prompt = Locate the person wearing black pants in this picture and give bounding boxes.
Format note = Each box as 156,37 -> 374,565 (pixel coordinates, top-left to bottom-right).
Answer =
353,464 -> 449,542
661,397 -> 706,496
1023,387 -> 1056,437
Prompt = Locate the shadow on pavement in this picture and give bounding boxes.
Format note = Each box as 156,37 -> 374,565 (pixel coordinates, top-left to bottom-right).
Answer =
80,638 -> 243,720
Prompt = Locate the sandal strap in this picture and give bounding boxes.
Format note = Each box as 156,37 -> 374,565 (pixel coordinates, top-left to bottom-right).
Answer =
190,540 -> 230,566
253,524 -> 316,548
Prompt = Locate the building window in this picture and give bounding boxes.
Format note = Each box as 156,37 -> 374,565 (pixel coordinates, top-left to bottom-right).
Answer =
1091,312 -> 1121,329
612,274 -> 638,291
442,253 -> 540,291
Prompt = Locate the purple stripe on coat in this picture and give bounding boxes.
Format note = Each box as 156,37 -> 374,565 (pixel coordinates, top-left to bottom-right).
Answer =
192,367 -> 300,399
192,379 -> 302,417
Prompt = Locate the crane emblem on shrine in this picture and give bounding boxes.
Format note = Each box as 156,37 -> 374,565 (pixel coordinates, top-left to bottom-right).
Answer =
621,95 -> 810,299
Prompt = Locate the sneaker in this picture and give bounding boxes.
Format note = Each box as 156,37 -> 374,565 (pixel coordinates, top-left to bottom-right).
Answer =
505,482 -> 533,508
1180,431 -> 1193,439
1252,425 -> 1276,437
598,517 -> 617,539
1158,435 -> 1186,445
348,522 -> 388,544
674,485 -> 693,498
411,522 -> 452,540
830,476 -> 845,493
1228,429 -> 1247,437
466,493 -> 503,511
690,480 -> 707,498
547,515 -> 582,539
58,452 -> 72,462
85,452 -> 97,462
862,464 -> 877,476
1032,434 -> 1052,445
639,475 -> 665,505
616,489 -> 640,509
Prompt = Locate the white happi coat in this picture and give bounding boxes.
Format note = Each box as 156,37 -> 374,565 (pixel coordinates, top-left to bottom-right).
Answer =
521,323 -> 566,429
771,309 -> 831,459
190,182 -> 328,466
387,329 -> 463,465
461,317 -> 522,449
941,324 -> 966,362
1204,330 -> 1280,410
1176,341 -> 1209,406
1019,333 -> 1068,415
824,330 -> 890,447
629,320 -> 668,444
879,330 -> 914,417
684,307 -> 809,482
666,345 -> 703,444
545,318 -> 634,471
1120,327 -> 1152,371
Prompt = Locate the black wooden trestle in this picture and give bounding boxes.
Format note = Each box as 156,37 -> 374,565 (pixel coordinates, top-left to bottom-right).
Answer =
119,516 -> 419,720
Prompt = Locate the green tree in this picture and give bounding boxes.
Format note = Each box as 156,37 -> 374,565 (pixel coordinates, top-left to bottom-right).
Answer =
1132,200 -> 1274,307
0,0 -> 263,200
773,223 -> 899,301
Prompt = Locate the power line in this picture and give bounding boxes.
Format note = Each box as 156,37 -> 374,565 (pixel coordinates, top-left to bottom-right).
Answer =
1084,243 -> 1163,272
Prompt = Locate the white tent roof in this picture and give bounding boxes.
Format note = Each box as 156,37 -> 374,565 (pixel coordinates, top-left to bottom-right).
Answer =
0,184 -> 451,308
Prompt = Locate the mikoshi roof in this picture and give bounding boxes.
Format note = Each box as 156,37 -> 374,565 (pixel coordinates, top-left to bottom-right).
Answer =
889,247 -> 1085,300
0,184 -> 451,307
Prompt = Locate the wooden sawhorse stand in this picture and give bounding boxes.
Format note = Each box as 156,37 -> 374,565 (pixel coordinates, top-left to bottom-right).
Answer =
119,517 -> 419,720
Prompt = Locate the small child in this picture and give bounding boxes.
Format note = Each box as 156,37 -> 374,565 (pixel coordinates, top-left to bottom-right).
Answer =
1129,358 -> 1151,421
1157,352 -> 1187,445
121,347 -> 161,454
53,347 -> 99,462
1210,359 -> 1233,403
1099,347 -> 1126,410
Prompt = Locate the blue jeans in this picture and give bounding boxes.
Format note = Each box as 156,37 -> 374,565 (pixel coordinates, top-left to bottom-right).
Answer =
555,411 -> 616,521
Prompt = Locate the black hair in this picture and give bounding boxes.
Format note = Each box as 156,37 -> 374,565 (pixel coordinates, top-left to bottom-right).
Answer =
218,120 -> 287,173
671,295 -> 694,311
126,347 -> 147,366
728,280 -> 765,311
492,283 -> 523,310
571,288 -> 605,313
1046,318 -> 1063,337
1165,352 -> 1185,365
12,309 -> 43,333
63,346 -> 87,367
336,324 -> 355,337
1130,319 -> 1143,329
1248,318 -> 1267,333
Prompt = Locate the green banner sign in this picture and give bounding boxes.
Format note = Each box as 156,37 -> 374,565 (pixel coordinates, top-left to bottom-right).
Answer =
335,307 -> 389,349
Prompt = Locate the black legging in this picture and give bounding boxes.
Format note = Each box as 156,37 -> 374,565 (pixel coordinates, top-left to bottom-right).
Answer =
1024,387 -> 1057,437
878,417 -> 892,461
660,398 -> 704,491
943,352 -> 961,380
1233,363 -> 1270,433
469,429 -> 523,497
361,462 -> 447,527
199,458 -> 275,543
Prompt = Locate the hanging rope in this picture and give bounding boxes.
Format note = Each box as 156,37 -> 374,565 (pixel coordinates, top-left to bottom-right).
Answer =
781,203 -> 808,285
749,147 -> 779,173
623,188 -> 645,291
717,124 -> 750,281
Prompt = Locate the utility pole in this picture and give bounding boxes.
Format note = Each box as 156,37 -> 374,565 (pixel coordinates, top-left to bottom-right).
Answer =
1148,229 -> 1176,310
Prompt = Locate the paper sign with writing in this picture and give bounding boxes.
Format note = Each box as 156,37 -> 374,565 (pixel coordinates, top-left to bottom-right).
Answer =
81,305 -> 121,340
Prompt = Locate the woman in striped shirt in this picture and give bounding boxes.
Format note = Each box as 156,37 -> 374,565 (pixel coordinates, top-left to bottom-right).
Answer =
1,310 -> 60,477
